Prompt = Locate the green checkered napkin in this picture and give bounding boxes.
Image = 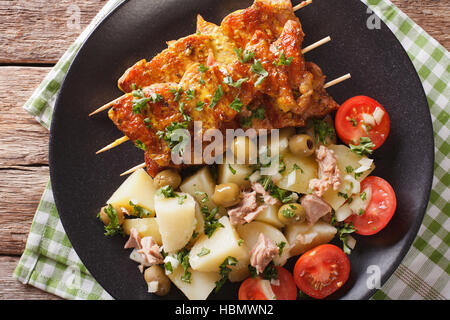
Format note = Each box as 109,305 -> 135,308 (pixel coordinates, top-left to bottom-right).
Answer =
14,0 -> 449,300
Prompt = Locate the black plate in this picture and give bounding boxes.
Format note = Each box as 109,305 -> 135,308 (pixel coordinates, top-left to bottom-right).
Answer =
49,0 -> 434,300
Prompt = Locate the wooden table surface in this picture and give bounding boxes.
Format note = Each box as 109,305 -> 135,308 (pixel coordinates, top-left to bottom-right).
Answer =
0,0 -> 448,300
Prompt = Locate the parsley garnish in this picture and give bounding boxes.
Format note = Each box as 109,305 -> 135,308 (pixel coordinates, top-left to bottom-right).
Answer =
238,239 -> 244,246
208,85 -> 223,109
169,87 -> 184,102
312,119 -> 336,144
229,97 -> 244,112
346,165 -> 354,173
98,204 -> 123,236
291,163 -> 304,174
234,48 -> 255,63
164,261 -> 173,274
157,121 -> 190,151
259,176 -> 294,204
129,200 -> 152,218
277,242 -> 286,256
350,118 -> 358,127
224,76 -> 248,88
273,50 -> 293,66
194,191 -> 209,203
201,206 -> 224,238
198,64 -> 208,73
132,97 -> 150,115
350,136 -> 375,156
228,164 -> 237,175
177,249 -> 191,283
197,248 -> 211,257
251,60 -> 268,86
215,256 -> 238,292
360,191 -> 367,201
157,185 -> 177,198
337,222 -> 356,254
134,139 -> 147,151
185,89 -> 195,101
248,263 -> 278,280
179,102 -> 192,122
195,101 -> 205,111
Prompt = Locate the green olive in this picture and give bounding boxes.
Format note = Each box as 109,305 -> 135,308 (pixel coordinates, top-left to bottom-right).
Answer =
277,203 -> 306,224
154,169 -> 182,189
232,136 -> 258,164
98,205 -> 124,226
212,183 -> 241,207
144,265 -> 171,296
288,134 -> 315,157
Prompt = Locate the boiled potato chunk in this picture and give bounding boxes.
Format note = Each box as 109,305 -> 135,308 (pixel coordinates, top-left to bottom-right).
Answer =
228,254 -> 250,282
168,266 -> 220,300
285,221 -> 337,257
217,163 -> 252,188
321,144 -> 375,210
180,167 -> 216,210
254,204 -> 284,229
237,221 -> 290,266
276,152 -> 318,194
189,216 -> 249,272
155,192 -> 196,252
107,168 -> 156,213
122,218 -> 162,245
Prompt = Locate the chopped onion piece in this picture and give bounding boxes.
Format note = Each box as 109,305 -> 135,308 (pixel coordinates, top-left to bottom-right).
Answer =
361,113 -> 376,126
355,157 -> 374,174
260,279 -> 277,300
336,204 -> 353,222
249,170 -> 261,183
344,175 -> 361,194
346,235 -> 356,250
373,107 -> 385,125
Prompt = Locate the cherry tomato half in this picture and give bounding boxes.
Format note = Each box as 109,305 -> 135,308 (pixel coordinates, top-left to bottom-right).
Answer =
293,244 -> 350,299
335,96 -> 390,150
238,267 -> 297,300
346,176 -> 397,235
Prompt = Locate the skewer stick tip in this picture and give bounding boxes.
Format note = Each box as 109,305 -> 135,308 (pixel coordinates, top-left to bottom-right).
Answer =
120,162 -> 146,176
293,0 -> 312,12
324,73 -> 352,89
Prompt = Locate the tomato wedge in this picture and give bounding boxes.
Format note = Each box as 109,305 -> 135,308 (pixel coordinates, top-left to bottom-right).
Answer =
270,267 -> 297,300
239,267 -> 297,300
293,244 -> 350,299
346,176 -> 397,235
335,96 -> 390,150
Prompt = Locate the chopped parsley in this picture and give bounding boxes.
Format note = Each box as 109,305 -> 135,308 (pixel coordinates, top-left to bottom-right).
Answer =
360,191 -> 367,201
273,50 -> 293,66
229,97 -> 244,112
277,241 -> 287,256
164,261 -> 173,274
194,191 -> 209,203
132,97 -> 150,115
291,163 -> 304,174
223,76 -> 248,88
228,164 -> 237,175
249,263 -> 278,280
195,101 -> 205,111
346,165 -> 354,173
149,92 -> 163,103
134,139 -> 147,151
157,185 -> 177,198
98,204 -> 123,236
129,201 -> 152,218
178,194 -> 187,205
350,136 -> 375,156
185,89 -> 195,101
197,248 -> 211,257
338,192 -> 349,200
169,87 -> 184,102
156,121 -> 190,150
350,118 -> 358,127
312,119 -> 336,144
337,222 -> 356,254
215,256 -> 238,292
208,85 -> 223,109
234,48 -> 255,63
199,77 -> 205,85
259,176 -> 295,204
179,102 -> 192,122
240,106 -> 265,128
198,64 -> 208,72
177,249 -> 191,283
251,60 -> 269,87
238,239 -> 244,246
201,206 -> 224,238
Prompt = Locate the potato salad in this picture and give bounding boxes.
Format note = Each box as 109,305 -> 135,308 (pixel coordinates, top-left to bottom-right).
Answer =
97,96 -> 397,300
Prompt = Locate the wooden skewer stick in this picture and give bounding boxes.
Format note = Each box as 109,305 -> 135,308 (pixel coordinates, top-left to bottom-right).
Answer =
324,73 -> 352,89
120,162 -> 147,176
293,0 -> 312,12
89,95 -> 125,117
302,36 -> 331,54
96,136 -> 129,154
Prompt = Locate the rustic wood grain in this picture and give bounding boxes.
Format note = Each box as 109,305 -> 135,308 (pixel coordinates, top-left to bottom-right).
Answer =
0,0 -> 448,65
0,0 -> 447,300
0,256 -> 60,299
